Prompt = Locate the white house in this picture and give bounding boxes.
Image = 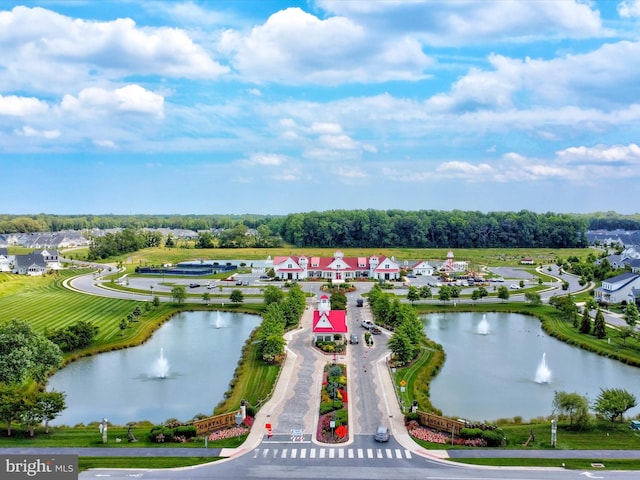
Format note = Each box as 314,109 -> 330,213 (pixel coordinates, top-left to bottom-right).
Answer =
0,248 -> 12,272
594,272 -> 640,305
412,260 -> 435,276
272,250 -> 401,282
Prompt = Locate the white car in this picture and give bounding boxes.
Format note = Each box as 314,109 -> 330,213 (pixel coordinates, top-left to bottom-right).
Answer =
509,284 -> 521,290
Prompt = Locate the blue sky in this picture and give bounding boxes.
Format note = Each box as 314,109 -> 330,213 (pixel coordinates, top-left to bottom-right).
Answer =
1,0 -> 639,215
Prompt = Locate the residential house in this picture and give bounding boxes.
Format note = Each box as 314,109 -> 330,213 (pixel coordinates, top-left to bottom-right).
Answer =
0,248 -> 12,272
13,253 -> 47,276
594,272 -> 640,305
411,260 -> 435,276
272,250 -> 401,282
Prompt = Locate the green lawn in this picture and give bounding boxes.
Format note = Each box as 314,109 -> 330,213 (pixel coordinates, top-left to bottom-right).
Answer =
84,246 -> 592,268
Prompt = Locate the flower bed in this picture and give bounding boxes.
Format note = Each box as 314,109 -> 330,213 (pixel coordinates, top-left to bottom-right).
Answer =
208,426 -> 249,442
408,425 -> 487,447
316,363 -> 349,443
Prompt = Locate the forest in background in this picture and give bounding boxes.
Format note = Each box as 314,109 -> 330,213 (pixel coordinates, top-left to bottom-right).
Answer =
1,210 -> 639,250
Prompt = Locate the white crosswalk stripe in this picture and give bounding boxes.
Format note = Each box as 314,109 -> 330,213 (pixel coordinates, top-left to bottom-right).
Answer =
253,447 -> 413,462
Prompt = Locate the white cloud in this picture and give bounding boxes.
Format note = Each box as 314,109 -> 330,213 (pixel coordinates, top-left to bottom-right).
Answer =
93,139 -> 117,149
318,0 -> 605,45
245,153 -> 286,166
14,125 -> 60,139
310,122 -> 343,134
61,85 -> 164,118
218,7 -> 431,85
0,6 -> 228,94
556,143 -> 640,165
0,94 -> 49,116
425,41 -> 640,112
618,0 -> 640,18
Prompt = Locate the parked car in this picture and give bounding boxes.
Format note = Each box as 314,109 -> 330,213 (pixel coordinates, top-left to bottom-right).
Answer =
189,283 -> 200,288
362,320 -> 375,329
510,284 -> 520,290
375,426 -> 390,442
371,327 -> 382,335
236,280 -> 243,285
356,298 -> 364,307
349,334 -> 359,344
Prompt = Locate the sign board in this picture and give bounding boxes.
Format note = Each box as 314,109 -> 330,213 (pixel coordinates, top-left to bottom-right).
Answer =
400,379 -> 407,387
335,425 -> 347,439
194,410 -> 242,435
416,411 -> 465,436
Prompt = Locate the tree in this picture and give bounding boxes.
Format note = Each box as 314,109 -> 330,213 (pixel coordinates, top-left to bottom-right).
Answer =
624,302 -> 639,329
593,308 -> 606,339
152,295 -> 161,308
37,390 -> 66,434
230,289 -> 244,304
330,291 -> 347,310
202,292 -> 211,305
171,285 -> 186,304
261,334 -> 285,362
552,391 -> 590,430
407,286 -> 419,304
438,285 -> 451,302
524,292 -> 542,305
419,286 -> 432,299
0,383 -> 25,436
579,308 -> 592,334
618,326 -> 634,346
593,388 -> 637,425
0,319 -> 63,384
263,285 -> 284,306
388,330 -> 417,366
497,286 -> 510,302
471,289 -> 481,301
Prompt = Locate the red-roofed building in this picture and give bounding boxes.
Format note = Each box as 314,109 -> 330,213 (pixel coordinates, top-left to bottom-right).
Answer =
312,294 -> 348,342
273,250 -> 400,282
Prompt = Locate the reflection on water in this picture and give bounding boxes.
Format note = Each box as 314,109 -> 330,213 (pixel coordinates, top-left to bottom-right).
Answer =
47,311 -> 260,426
423,312 -> 640,422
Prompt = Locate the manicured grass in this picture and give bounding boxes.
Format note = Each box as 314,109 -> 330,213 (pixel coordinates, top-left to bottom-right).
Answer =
85,246 -> 592,268
0,425 -> 246,449
452,458 -> 640,470
0,270 -> 177,353
213,329 -> 281,414
79,457 -> 220,472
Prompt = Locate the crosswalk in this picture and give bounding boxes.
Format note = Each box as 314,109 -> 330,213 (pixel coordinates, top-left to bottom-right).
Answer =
253,446 -> 412,461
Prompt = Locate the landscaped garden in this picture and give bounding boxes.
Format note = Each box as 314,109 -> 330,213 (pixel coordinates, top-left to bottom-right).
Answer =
316,363 -> 349,443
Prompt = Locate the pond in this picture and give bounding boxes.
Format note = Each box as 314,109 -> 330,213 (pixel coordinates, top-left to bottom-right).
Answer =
47,311 -> 260,426
422,312 -> 640,422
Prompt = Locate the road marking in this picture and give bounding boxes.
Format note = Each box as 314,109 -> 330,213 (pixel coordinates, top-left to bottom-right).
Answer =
348,449 -> 354,458
338,448 -> 344,459
291,449 -> 297,459
376,449 -> 383,459
310,448 -> 316,459
357,448 -> 364,458
367,448 -> 374,458
385,448 -> 393,458
319,448 -> 326,459
329,448 -> 335,459
300,449 -> 307,459
395,448 -> 403,458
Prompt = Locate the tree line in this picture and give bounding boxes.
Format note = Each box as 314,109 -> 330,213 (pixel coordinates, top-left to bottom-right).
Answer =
7,210 -> 640,250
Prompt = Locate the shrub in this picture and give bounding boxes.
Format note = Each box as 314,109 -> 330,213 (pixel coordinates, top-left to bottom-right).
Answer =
482,429 -> 505,447
459,428 -> 483,439
148,425 -> 174,443
405,412 -> 420,423
319,401 -> 343,415
174,425 -> 197,439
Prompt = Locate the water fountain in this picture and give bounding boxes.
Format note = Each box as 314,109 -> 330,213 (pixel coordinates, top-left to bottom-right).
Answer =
153,347 -> 170,379
215,311 -> 224,329
535,352 -> 551,384
477,314 -> 489,335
